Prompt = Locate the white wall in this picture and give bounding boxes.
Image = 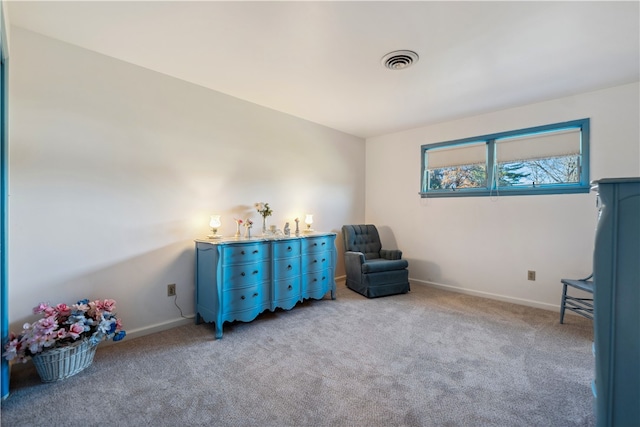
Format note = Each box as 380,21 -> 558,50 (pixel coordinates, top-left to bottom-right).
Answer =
366,82 -> 640,310
8,28 -> 365,338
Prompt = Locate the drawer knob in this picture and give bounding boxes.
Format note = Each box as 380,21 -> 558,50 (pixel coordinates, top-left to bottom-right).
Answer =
253,270 -> 259,275
287,246 -> 292,252
253,250 -> 259,254
287,265 -> 292,270
253,292 -> 259,297
313,278 -> 318,282
322,276 -> 326,280
313,243 -> 317,247
288,285 -> 292,290
241,295 -> 246,300
241,272 -> 245,276
241,250 -> 245,255
322,242 -> 326,246
313,259 -> 318,263
322,258 -> 326,262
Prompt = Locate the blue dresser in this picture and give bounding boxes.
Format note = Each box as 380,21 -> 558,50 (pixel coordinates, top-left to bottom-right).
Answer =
592,178 -> 640,427
195,233 -> 337,339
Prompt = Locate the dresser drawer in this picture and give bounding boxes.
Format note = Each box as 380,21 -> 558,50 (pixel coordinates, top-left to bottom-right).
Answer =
273,240 -> 301,259
273,257 -> 300,279
302,252 -> 331,273
273,277 -> 301,301
222,261 -> 270,290
222,283 -> 270,313
303,269 -> 331,292
221,243 -> 268,265
302,236 -> 333,254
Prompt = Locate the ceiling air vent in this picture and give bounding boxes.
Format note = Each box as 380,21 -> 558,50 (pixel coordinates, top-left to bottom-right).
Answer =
381,50 -> 419,70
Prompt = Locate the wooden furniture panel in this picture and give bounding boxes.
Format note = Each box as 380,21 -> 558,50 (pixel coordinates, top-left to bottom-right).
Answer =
592,178 -> 640,427
195,233 -> 336,339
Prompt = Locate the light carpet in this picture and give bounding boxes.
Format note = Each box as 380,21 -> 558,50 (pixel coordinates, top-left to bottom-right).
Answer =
1,283 -> 594,426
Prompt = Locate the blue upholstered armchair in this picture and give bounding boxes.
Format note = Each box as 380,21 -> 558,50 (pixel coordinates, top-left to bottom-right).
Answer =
341,225 -> 410,298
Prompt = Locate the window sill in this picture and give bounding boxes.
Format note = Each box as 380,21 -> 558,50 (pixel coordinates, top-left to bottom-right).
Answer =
419,185 -> 591,198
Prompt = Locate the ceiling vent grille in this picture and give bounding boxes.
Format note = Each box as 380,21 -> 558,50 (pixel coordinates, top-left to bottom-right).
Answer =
381,50 -> 419,70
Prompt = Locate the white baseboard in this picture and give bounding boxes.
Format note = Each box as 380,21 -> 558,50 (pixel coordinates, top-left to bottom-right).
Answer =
410,278 -> 560,312
101,317 -> 195,346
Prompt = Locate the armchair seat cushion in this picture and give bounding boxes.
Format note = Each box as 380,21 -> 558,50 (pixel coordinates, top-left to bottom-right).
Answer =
362,259 -> 408,273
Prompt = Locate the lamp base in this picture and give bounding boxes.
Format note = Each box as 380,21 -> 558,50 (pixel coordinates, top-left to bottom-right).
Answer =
207,235 -> 222,240
303,228 -> 314,233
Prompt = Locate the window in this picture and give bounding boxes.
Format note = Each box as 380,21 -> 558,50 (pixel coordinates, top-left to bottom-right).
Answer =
420,119 -> 590,197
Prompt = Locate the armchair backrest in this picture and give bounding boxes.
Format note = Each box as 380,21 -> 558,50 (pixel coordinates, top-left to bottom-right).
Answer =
342,224 -> 382,260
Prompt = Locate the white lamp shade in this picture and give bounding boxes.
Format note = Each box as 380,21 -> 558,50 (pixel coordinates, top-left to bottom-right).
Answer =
209,215 -> 221,228
304,214 -> 313,225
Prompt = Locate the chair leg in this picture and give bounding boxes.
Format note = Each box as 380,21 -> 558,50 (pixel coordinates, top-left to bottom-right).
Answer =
560,283 -> 568,324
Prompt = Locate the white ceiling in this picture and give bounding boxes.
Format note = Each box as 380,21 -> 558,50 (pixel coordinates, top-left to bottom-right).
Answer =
6,1 -> 640,138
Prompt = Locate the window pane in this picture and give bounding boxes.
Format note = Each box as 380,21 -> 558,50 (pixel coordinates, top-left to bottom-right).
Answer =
495,127 -> 581,187
428,164 -> 487,190
426,142 -> 487,190
497,155 -> 580,187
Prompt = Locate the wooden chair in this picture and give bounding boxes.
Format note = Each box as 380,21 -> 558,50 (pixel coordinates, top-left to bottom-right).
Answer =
560,274 -> 594,324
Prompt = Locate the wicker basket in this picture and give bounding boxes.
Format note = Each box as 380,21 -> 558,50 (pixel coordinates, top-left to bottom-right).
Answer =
31,339 -> 97,383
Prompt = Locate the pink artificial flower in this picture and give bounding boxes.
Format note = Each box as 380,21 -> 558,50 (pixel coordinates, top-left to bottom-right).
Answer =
102,299 -> 116,312
55,303 -> 71,317
68,322 -> 85,340
37,316 -> 58,334
33,303 -> 50,315
56,329 -> 68,339
115,318 -> 123,330
235,219 -> 243,225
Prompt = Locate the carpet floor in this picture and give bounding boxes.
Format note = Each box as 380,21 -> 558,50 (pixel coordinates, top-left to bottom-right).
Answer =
1,283 -> 594,426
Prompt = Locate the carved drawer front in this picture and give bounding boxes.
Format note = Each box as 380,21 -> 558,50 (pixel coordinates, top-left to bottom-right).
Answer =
303,269 -> 330,292
222,243 -> 268,266
195,233 -> 337,339
273,277 -> 301,301
273,258 -> 300,279
222,283 -> 270,313
222,261 -> 270,290
302,253 -> 330,273
273,240 -> 301,259
302,236 -> 332,254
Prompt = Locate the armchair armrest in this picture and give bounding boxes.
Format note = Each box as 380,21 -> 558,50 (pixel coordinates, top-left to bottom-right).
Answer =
344,251 -> 366,278
380,249 -> 403,260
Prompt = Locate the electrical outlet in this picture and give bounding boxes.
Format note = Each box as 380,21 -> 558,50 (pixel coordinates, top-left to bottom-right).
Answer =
167,284 -> 176,297
527,270 -> 536,281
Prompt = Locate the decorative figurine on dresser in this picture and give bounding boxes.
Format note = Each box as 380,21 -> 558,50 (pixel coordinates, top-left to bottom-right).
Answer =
194,231 -> 337,339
